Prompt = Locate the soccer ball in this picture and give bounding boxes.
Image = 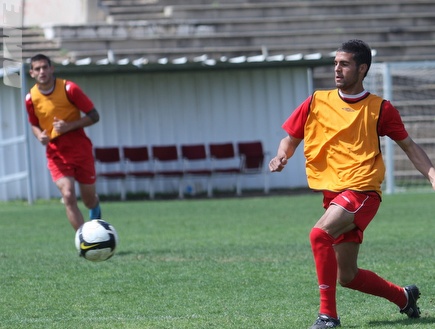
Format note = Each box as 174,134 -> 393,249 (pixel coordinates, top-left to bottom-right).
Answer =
75,219 -> 118,262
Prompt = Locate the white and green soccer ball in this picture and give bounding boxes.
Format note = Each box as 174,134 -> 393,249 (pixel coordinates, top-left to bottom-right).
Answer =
75,220 -> 118,262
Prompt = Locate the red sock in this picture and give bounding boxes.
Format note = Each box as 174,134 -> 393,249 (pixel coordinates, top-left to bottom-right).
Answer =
310,227 -> 338,318
343,268 -> 407,308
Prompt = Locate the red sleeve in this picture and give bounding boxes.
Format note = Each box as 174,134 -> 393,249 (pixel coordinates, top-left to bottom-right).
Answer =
281,96 -> 312,139
377,100 -> 408,141
65,81 -> 95,113
25,92 -> 40,126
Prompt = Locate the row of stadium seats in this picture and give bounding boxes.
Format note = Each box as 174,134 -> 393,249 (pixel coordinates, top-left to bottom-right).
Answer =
94,141 -> 269,200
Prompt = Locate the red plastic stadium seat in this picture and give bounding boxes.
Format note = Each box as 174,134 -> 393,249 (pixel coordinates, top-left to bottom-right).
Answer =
237,141 -> 269,195
181,144 -> 212,197
151,145 -> 184,198
208,142 -> 241,195
94,147 -> 126,200
123,146 -> 155,199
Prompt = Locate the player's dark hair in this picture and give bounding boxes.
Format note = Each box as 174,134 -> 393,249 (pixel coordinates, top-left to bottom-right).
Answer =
337,39 -> 372,77
30,54 -> 52,68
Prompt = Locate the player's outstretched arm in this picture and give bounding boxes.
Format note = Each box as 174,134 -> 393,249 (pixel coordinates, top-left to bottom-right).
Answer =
269,135 -> 302,172
396,136 -> 435,190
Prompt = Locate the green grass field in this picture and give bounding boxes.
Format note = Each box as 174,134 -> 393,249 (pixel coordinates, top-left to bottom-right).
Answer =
0,192 -> 434,329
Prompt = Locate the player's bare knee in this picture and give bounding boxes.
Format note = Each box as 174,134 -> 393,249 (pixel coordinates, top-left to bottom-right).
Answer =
338,278 -> 349,287
337,271 -> 357,287
61,190 -> 76,205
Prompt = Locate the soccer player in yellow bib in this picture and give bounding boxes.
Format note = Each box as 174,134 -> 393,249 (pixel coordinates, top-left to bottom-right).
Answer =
269,40 -> 435,329
25,54 -> 102,232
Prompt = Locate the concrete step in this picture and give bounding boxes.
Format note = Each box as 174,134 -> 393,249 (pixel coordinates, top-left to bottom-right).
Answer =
45,11 -> 435,37
22,22 -> 435,65
101,0 -> 435,21
100,0 -> 275,5
18,1 -> 435,70
54,25 -> 435,60
51,23 -> 435,45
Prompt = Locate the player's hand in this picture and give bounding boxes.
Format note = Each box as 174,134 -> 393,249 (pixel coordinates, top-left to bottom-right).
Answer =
427,168 -> 435,191
430,176 -> 435,191
53,117 -> 69,134
38,129 -> 49,146
269,156 -> 288,172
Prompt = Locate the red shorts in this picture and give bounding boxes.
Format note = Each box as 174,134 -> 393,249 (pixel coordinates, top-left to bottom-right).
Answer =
322,190 -> 381,244
48,156 -> 96,184
46,133 -> 96,184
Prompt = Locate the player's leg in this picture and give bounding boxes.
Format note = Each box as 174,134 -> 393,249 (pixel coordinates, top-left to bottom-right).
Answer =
79,183 -> 101,220
334,191 -> 420,319
75,154 -> 102,220
309,190 -> 379,328
55,176 -> 85,231
336,239 -> 419,317
333,241 -> 359,286
310,204 -> 355,323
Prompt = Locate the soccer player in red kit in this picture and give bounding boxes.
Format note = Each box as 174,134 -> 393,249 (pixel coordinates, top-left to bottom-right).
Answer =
25,54 -> 102,231
269,40 -> 435,328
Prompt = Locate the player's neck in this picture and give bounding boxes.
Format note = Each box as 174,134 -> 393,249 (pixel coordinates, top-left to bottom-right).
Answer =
338,82 -> 365,96
338,88 -> 367,98
38,78 -> 55,94
339,89 -> 368,100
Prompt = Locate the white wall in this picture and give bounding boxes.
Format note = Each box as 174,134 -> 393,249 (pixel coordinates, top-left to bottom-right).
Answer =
0,65 -> 310,200
22,0 -> 104,26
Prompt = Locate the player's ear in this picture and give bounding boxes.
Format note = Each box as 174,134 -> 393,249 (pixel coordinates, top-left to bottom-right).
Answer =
359,63 -> 368,76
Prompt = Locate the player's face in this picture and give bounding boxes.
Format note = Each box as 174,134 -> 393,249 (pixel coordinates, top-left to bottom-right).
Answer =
334,51 -> 365,94
29,59 -> 54,87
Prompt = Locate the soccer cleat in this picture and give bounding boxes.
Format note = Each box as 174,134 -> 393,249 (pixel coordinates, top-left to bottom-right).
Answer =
309,314 -> 341,328
400,285 -> 421,318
